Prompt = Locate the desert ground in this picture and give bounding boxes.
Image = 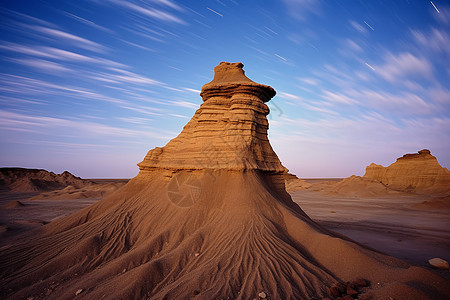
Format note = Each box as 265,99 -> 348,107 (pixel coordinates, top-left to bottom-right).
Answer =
2,178 -> 448,275
0,179 -> 129,247
291,179 -> 450,270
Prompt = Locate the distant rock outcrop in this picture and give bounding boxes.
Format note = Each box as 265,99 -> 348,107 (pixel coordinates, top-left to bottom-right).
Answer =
0,168 -> 89,193
30,182 -> 126,200
283,168 -> 312,192
363,149 -> 450,195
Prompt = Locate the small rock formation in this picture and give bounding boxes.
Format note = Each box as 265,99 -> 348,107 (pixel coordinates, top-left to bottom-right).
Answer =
428,258 -> 449,270
0,200 -> 25,209
363,149 -> 450,195
0,63 -> 449,300
0,168 -> 89,193
325,175 -> 400,197
283,168 -> 312,192
30,181 -> 126,200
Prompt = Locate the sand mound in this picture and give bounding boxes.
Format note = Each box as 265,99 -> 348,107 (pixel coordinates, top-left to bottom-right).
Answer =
364,149 -> 450,195
324,175 -> 402,197
413,195 -> 450,210
30,182 -> 126,200
0,168 -> 90,193
0,62 -> 448,300
0,200 -> 25,209
283,169 -> 312,192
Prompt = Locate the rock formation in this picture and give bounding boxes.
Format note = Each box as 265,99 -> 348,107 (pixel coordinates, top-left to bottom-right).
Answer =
1,63 -> 449,299
324,175 -> 401,197
364,149 -> 450,195
0,168 -> 89,193
283,168 -> 312,192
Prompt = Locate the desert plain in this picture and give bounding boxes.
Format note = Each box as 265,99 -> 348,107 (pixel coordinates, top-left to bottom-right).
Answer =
1,178 -> 449,270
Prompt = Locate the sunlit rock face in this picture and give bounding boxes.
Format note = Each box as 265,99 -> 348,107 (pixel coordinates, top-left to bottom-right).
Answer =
138,62 -> 283,173
364,149 -> 450,194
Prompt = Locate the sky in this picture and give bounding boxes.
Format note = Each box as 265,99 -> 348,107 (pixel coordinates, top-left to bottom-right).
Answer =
0,0 -> 449,178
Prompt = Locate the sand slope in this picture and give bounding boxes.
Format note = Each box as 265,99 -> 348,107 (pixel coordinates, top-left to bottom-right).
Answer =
0,62 -> 449,300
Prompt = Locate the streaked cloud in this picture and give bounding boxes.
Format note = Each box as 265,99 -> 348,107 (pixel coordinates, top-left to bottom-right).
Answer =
183,88 -> 201,94
278,92 -> 302,101
0,42 -> 122,67
298,77 -> 320,86
110,0 -> 186,24
96,68 -> 163,86
0,73 -> 126,105
167,100 -> 198,109
321,91 -> 358,105
373,52 -> 433,83
345,39 -> 363,52
411,28 -> 450,54
63,11 -> 112,33
349,20 -> 366,34
7,58 -> 70,73
282,0 -> 322,21
25,24 -> 107,52
0,109 -> 170,140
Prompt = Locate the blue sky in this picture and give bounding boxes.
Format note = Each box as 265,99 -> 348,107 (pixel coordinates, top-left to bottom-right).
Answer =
0,0 -> 449,178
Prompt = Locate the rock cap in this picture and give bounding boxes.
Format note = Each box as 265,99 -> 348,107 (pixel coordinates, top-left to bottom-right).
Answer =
200,62 -> 276,102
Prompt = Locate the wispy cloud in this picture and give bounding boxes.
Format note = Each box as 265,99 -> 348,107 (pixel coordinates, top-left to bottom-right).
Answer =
0,74 -> 126,105
24,24 -> 107,53
0,109 -> 170,140
183,87 -> 201,94
278,92 -> 302,101
151,0 -> 184,12
3,9 -> 56,28
298,77 -> 320,86
7,58 -> 70,73
94,68 -> 163,86
111,0 -> 186,24
374,52 -> 433,83
345,39 -> 363,52
346,89 -> 435,115
63,11 -> 112,33
167,100 -> 198,109
349,20 -> 366,34
0,73 -> 174,118
0,95 -> 48,106
321,90 -> 358,105
282,0 -> 322,21
411,27 -> 450,54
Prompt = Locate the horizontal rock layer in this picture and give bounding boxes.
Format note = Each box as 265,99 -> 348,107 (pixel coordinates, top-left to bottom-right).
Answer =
363,149 -> 450,194
138,62 -> 282,173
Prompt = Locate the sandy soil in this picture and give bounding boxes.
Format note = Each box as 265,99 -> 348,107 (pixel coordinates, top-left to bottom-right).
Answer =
1,177 -> 449,298
0,179 -> 128,247
2,178 -> 448,270
291,179 -> 450,269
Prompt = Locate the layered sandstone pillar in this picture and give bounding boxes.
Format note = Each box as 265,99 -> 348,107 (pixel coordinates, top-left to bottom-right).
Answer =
138,62 -> 283,173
